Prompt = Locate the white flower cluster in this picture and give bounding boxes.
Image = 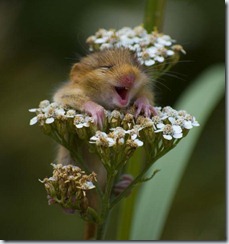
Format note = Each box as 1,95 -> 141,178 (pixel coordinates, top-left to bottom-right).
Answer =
90,126 -> 144,148
29,100 -> 77,126
39,163 -> 97,213
29,101 -> 199,146
153,106 -> 199,140
86,25 -> 185,67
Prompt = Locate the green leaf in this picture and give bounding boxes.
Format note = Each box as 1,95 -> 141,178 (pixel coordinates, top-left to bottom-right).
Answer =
130,64 -> 225,240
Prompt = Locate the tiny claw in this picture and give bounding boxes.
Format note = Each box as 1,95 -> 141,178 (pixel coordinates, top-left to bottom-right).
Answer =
150,106 -> 158,116
134,97 -> 157,118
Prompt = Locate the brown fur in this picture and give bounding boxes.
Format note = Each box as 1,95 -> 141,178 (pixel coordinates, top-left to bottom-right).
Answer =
53,48 -> 155,239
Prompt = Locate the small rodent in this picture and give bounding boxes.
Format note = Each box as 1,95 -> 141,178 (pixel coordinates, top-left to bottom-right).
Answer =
54,48 -> 156,128
53,48 -> 156,239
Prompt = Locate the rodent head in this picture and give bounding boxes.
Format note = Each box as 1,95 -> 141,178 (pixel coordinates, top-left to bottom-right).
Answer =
70,48 -> 150,109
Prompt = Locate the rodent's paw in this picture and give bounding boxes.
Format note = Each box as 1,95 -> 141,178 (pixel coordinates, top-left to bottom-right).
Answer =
113,174 -> 133,196
83,101 -> 105,129
134,97 -> 157,118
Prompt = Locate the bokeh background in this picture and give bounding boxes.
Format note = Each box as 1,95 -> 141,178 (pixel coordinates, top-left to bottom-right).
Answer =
0,0 -> 225,240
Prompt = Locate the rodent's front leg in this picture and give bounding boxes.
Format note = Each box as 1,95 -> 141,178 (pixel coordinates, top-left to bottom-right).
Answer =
83,101 -> 105,130
54,86 -> 105,129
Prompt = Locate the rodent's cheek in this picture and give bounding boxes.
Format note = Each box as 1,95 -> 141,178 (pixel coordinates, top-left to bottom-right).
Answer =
98,88 -> 117,109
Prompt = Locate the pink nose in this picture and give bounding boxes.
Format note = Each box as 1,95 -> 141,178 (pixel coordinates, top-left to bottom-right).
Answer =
120,73 -> 135,87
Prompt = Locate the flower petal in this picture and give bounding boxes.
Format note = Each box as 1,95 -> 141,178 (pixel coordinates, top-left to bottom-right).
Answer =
144,59 -> 155,66
172,125 -> 182,133
156,123 -> 165,129
45,117 -> 55,124
28,108 -> 37,112
163,134 -> 172,140
173,133 -> 183,139
134,139 -> 144,147
30,116 -> 38,125
183,120 -> 193,129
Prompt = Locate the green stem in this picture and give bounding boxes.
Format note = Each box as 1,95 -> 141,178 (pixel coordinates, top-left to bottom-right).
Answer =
110,145 -> 176,209
96,171 -> 116,240
144,0 -> 167,33
116,149 -> 143,240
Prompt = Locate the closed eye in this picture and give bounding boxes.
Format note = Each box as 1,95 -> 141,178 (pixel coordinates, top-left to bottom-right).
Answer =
99,65 -> 114,70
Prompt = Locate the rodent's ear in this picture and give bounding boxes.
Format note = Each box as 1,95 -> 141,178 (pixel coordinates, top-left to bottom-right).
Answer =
70,63 -> 83,82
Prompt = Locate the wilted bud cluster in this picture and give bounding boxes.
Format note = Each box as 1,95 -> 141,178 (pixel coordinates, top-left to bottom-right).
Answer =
86,25 -> 185,76
39,164 -> 97,214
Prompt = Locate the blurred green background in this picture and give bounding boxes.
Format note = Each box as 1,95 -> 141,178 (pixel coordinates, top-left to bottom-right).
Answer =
0,0 -> 225,240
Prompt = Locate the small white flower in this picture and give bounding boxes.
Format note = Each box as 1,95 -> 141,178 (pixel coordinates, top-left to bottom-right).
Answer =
152,116 -> 164,129
117,137 -> 125,145
55,108 -> 65,116
183,120 -> 193,129
43,106 -> 55,117
29,114 -> 46,125
110,127 -> 126,138
28,108 -> 38,113
146,46 -> 157,57
133,25 -> 147,36
127,138 -> 144,148
129,43 -> 141,52
119,36 -> 135,46
86,25 -> 185,67
66,109 -> 76,118
144,59 -> 155,66
163,134 -> 173,140
166,50 -> 175,56
155,124 -> 183,140
100,43 -> 113,50
170,112 -> 200,129
172,125 -> 183,139
39,100 -> 50,109
45,117 -> 55,124
74,115 -> 90,128
157,35 -> 173,46
116,27 -> 135,37
55,108 -> 65,119
162,106 -> 178,118
90,131 -> 115,147
154,56 -> 165,63
130,133 -> 137,140
94,37 -> 108,44
30,116 -> 38,125
109,127 -> 127,145
133,138 -> 143,147
192,117 -> 200,127
81,181 -> 95,190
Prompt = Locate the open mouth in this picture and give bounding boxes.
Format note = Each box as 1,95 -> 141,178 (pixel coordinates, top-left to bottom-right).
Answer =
115,86 -> 129,101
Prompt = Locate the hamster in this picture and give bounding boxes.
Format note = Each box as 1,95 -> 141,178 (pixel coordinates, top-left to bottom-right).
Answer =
54,48 -> 156,129
53,48 -> 156,239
